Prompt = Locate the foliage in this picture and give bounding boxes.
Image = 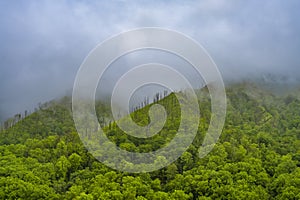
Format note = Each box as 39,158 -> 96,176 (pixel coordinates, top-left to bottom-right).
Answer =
0,83 -> 300,199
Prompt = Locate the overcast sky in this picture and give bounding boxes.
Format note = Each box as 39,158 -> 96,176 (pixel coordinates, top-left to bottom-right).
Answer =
1,0 -> 300,121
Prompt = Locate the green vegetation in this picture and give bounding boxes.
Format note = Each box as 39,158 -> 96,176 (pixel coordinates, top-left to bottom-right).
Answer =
0,83 -> 300,199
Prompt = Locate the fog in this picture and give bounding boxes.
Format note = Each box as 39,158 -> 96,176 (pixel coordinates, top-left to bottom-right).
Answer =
1,0 -> 300,122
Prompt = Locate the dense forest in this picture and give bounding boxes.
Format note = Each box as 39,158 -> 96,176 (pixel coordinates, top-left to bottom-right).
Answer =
0,83 -> 300,199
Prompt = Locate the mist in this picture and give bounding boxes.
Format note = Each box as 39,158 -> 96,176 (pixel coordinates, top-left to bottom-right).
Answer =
1,0 -> 300,122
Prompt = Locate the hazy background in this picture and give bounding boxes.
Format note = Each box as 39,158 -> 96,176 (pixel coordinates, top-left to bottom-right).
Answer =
1,0 -> 300,121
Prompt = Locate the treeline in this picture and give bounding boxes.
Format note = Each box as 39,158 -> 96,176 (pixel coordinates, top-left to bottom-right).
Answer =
130,90 -> 169,113
0,99 -> 63,131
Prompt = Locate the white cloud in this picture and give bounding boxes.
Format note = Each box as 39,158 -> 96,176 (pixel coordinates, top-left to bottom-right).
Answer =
0,0 -> 300,121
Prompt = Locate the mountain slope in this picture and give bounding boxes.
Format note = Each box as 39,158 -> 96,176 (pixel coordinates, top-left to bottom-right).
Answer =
0,83 -> 300,199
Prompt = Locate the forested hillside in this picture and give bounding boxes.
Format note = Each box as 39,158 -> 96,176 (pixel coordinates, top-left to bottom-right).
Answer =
0,83 -> 300,199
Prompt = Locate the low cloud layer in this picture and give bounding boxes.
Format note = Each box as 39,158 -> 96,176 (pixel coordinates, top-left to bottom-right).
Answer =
1,0 -> 300,121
